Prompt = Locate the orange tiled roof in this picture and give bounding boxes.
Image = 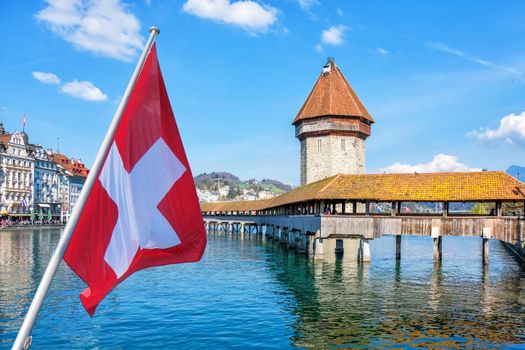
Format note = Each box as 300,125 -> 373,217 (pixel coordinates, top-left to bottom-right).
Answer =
201,172 -> 525,212
200,199 -> 272,213
0,133 -> 11,146
293,59 -> 374,125
50,152 -> 89,177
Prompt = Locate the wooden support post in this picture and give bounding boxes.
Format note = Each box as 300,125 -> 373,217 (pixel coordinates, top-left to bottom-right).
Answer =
391,202 -> 397,216
482,238 -> 489,265
482,227 -> 492,265
433,236 -> 442,263
306,234 -> 314,258
342,200 -> 346,214
443,202 -> 449,217
358,238 -> 371,262
280,228 -> 287,244
496,201 -> 502,217
353,201 -> 357,214
365,201 -> 370,216
396,235 -> 401,260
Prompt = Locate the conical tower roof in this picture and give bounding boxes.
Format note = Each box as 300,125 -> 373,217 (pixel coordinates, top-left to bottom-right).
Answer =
293,58 -> 374,125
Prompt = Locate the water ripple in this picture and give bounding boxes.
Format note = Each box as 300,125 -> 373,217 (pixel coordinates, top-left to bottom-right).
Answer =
0,230 -> 524,349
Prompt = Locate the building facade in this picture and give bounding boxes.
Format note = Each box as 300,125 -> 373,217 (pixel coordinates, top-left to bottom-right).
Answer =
0,123 -> 89,222
0,130 -> 34,217
33,145 -> 60,217
50,152 -> 88,221
294,58 -> 374,185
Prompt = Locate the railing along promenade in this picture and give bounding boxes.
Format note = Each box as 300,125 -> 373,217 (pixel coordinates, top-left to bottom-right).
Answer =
201,172 -> 525,263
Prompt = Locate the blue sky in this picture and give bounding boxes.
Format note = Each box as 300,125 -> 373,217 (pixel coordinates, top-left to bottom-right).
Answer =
1,0 -> 525,185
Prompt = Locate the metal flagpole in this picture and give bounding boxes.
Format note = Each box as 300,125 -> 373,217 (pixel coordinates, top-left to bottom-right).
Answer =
12,26 -> 160,350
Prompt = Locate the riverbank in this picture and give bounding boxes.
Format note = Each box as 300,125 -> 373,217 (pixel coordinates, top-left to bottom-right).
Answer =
0,223 -> 64,232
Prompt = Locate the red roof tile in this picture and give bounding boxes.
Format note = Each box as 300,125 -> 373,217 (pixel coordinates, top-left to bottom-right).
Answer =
293,59 -> 374,124
50,152 -> 89,177
201,171 -> 525,212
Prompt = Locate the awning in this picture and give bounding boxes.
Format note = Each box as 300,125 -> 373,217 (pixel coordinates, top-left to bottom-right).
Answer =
38,204 -> 51,208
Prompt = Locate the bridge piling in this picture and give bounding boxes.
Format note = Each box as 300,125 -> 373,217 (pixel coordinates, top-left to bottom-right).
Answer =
482,227 -> 492,265
266,225 -> 274,239
432,223 -> 442,263
358,238 -> 371,262
288,231 -> 296,249
482,238 -> 489,265
279,228 -> 287,245
314,237 -> 325,259
433,237 -> 442,263
396,235 -> 401,260
297,231 -> 306,254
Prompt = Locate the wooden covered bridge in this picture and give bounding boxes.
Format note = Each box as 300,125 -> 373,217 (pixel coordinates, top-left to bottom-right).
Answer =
201,171 -> 525,263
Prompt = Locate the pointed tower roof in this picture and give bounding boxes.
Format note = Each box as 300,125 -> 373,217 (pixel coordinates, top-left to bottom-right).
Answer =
293,58 -> 374,125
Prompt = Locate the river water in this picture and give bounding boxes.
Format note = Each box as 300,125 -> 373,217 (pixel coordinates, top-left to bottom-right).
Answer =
1,228 -> 524,349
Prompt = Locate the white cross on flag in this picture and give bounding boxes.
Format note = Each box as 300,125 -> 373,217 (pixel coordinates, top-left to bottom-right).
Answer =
64,43 -> 206,316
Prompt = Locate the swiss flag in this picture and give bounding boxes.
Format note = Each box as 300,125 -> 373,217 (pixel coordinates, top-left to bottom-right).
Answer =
64,43 -> 206,316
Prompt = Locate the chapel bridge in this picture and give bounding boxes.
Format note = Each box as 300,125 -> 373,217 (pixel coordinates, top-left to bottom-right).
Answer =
201,171 -> 525,263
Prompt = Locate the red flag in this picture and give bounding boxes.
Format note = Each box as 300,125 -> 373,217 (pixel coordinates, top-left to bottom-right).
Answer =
64,43 -> 206,316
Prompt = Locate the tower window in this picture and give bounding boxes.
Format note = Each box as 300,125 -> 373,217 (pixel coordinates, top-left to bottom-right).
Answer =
317,139 -> 321,151
341,139 -> 346,151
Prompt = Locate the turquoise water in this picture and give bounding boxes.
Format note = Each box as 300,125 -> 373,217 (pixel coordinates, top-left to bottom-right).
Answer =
1,228 -> 525,349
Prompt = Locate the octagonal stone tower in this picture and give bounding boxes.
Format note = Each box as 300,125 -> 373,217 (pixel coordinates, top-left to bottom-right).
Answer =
294,58 -> 374,185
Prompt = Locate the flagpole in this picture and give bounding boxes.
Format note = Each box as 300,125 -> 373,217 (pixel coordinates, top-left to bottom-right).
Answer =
13,26 -> 160,350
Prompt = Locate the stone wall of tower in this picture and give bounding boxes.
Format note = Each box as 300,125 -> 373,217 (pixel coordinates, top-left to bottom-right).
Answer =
300,135 -> 365,185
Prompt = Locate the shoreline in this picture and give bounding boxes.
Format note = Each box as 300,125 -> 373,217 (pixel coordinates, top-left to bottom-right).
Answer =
0,224 -> 65,232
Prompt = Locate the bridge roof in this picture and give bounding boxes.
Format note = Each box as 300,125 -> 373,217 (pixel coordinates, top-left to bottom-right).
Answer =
293,59 -> 374,125
200,199 -> 273,213
201,171 -> 525,212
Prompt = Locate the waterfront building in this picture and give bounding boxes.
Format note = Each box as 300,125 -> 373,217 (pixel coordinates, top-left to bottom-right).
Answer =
0,122 -> 89,222
0,127 -> 34,218
68,160 -> 88,211
49,152 -> 88,221
294,58 -> 374,185
32,145 -> 60,218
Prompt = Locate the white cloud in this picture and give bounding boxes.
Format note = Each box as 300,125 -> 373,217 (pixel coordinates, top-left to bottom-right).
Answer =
314,43 -> 323,54
32,71 -> 61,84
61,80 -> 107,101
380,154 -> 481,173
468,111 -> 525,146
321,25 -> 346,46
426,42 -> 521,76
297,0 -> 318,10
182,0 -> 278,34
377,47 -> 388,55
36,0 -> 143,62
336,8 -> 343,16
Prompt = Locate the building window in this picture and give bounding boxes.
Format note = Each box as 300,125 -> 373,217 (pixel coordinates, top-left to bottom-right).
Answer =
317,139 -> 321,151
341,139 -> 345,151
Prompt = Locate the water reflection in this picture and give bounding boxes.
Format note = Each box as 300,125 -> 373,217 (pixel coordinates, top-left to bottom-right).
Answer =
262,235 -> 525,348
1,229 -> 525,349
